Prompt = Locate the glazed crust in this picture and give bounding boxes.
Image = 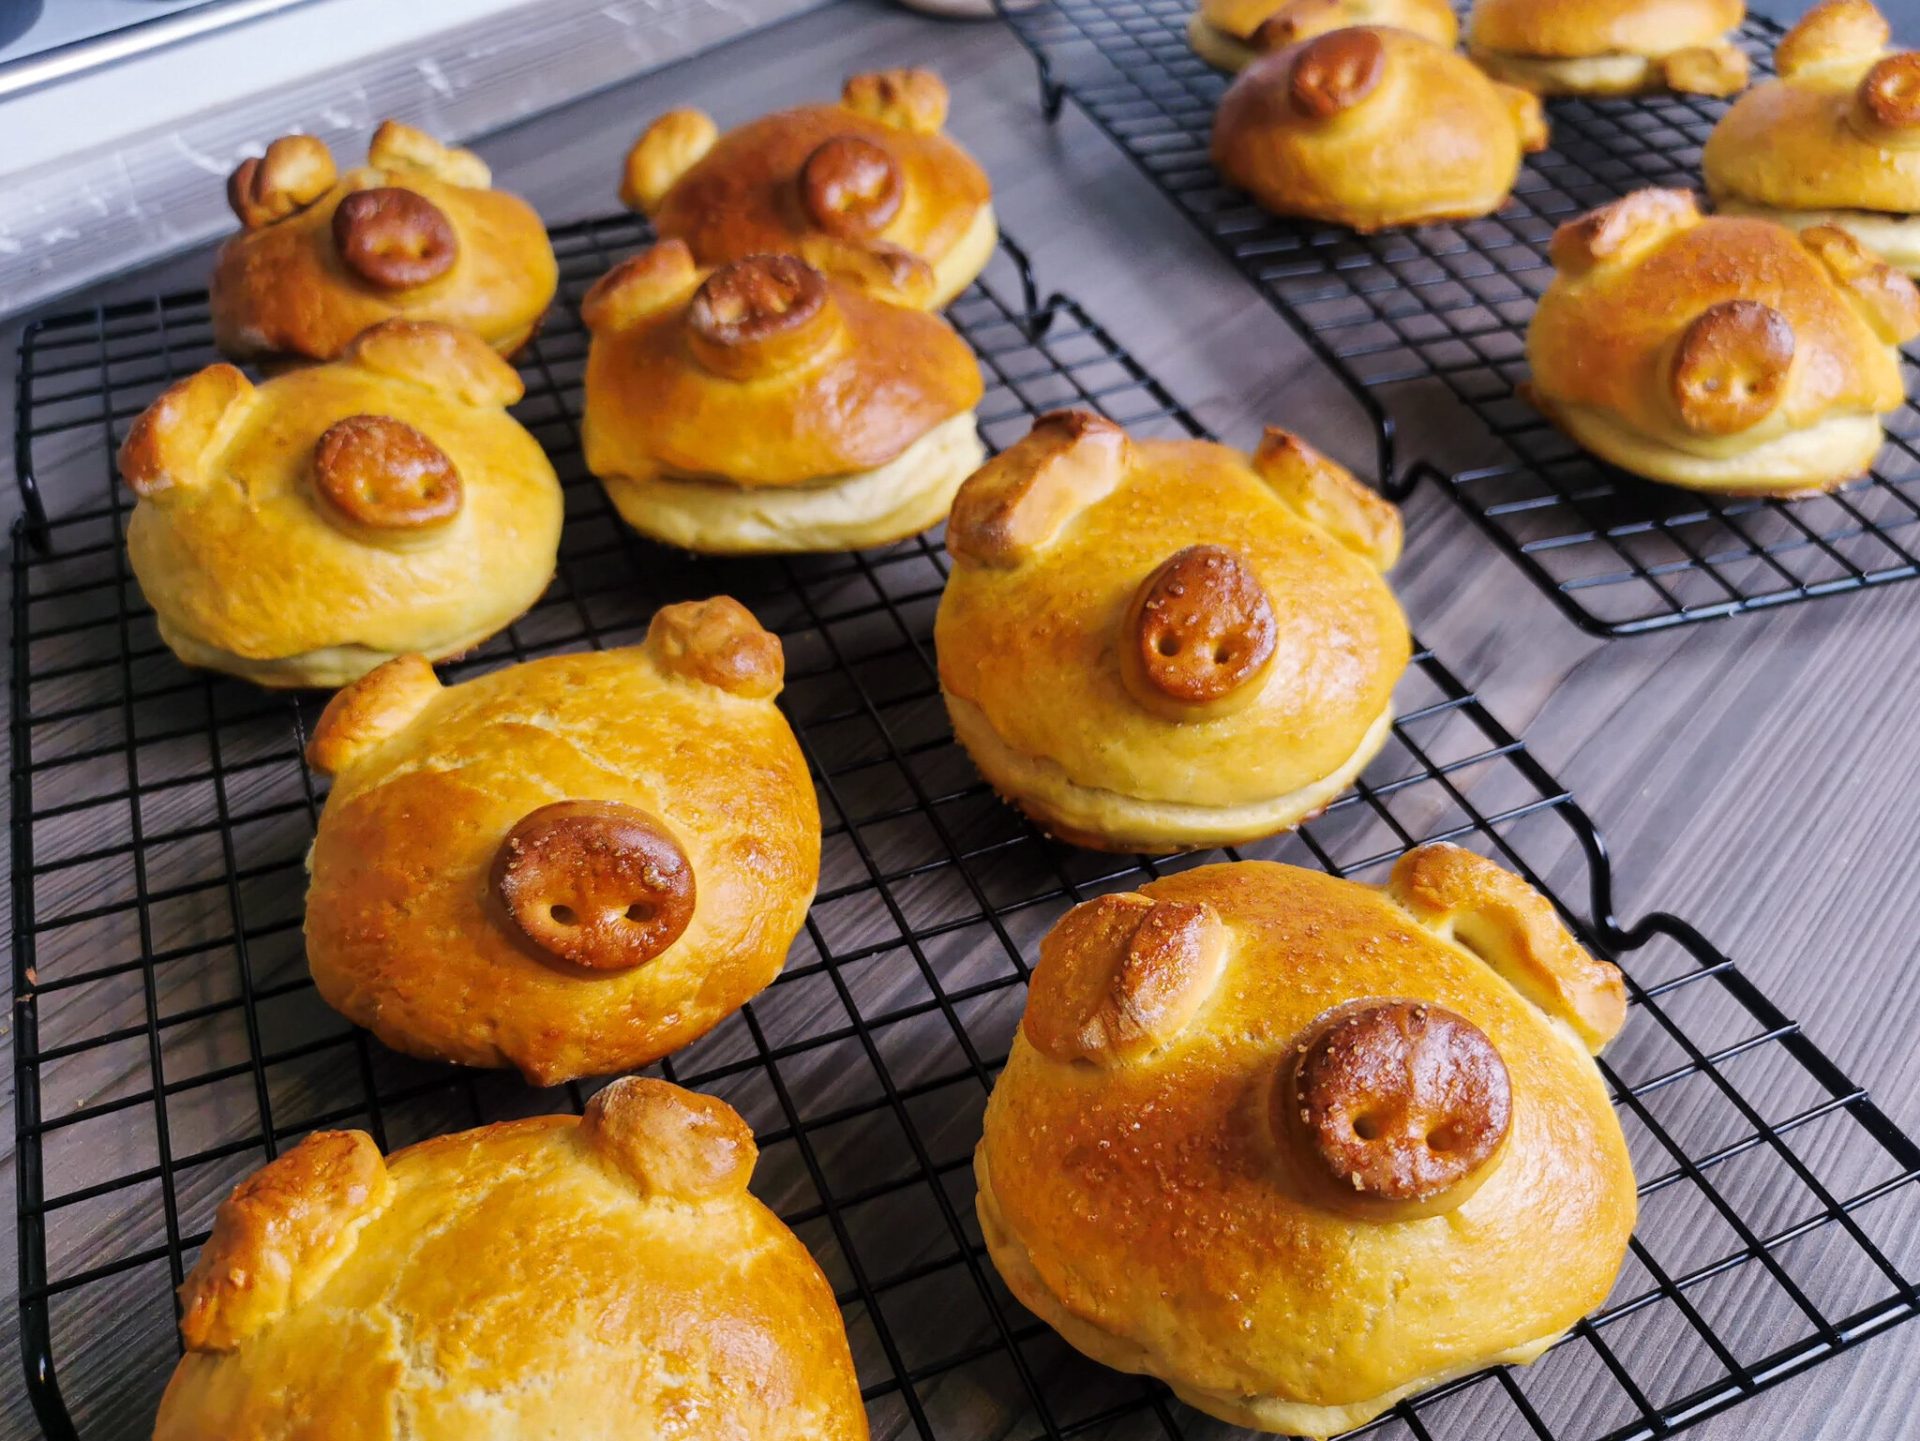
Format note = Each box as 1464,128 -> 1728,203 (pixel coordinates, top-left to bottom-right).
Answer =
211,121 -> 557,363
1468,0 -> 1744,58
935,412 -> 1409,853
302,601 -> 819,1085
1212,27 -> 1548,231
629,71 -> 993,309
581,241 -> 983,491
1526,189 -> 1920,494
977,854 -> 1636,1435
155,1080 -> 868,1439
118,321 -> 562,689
1705,2 -> 1920,223
1188,0 -> 1457,72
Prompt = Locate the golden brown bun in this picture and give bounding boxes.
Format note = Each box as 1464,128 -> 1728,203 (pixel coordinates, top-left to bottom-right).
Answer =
624,70 -> 994,309
1526,189 -> 1920,495
1469,0 -> 1744,57
1705,2 -> 1920,248
935,412 -> 1409,854
117,321 -> 561,689
1469,0 -> 1747,94
1212,28 -> 1549,231
154,1078 -> 868,1438
581,242 -> 984,553
211,121 -> 557,364
1187,0 -> 1458,72
977,848 -> 1636,1436
302,600 -> 819,1085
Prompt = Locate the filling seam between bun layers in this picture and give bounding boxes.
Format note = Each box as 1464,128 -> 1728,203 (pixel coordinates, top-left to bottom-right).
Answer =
1709,197 -> 1920,274
602,411 -> 985,554
946,691 -> 1395,851
1531,400 -> 1886,495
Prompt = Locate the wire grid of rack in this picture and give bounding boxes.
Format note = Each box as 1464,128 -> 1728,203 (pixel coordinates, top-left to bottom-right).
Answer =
10,211 -> 1920,1440
994,3 -> 1920,635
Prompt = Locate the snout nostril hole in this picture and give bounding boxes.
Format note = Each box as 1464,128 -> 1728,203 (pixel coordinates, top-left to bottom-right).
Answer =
625,902 -> 654,923
1213,643 -> 1233,665
1427,1126 -> 1458,1152
1157,634 -> 1181,657
549,904 -> 579,927
1352,1115 -> 1381,1141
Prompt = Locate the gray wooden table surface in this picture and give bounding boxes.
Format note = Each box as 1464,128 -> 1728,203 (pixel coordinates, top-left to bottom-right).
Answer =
4,0 -> 1920,1436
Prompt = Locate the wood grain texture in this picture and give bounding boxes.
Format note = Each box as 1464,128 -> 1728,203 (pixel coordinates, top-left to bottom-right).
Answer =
2,0 -> 1919,1437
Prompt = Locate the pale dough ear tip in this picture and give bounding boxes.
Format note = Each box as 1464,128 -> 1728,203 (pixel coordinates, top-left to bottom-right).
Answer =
1250,425 -> 1402,570
342,319 -> 524,407
1023,892 -> 1228,1064
1387,843 -> 1627,1053
622,109 -> 718,213
644,596 -> 784,699
117,363 -> 255,499
306,654 -> 444,776
946,409 -> 1133,568
1551,188 -> 1698,274
176,1129 -> 391,1352
581,1077 -> 757,1201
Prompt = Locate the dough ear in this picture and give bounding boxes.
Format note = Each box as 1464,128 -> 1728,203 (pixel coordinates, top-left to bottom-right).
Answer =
367,119 -> 490,188
581,1077 -> 756,1202
177,1131 -> 392,1352
306,654 -> 444,776
946,410 -> 1131,568
581,240 -> 701,333
1800,225 -> 1920,344
621,109 -> 717,213
1550,189 -> 1699,277
842,69 -> 949,134
644,596 -> 784,699
227,134 -> 336,229
1660,42 -> 1750,97
1386,843 -> 1627,1053
1776,0 -> 1889,80
117,364 -> 255,500
798,234 -> 937,308
1250,428 -> 1401,571
1023,892 -> 1228,1065
1495,82 -> 1549,154
340,320 -> 524,407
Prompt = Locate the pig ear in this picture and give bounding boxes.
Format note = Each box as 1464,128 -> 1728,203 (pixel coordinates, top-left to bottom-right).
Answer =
620,110 -> 718,214
1776,0 -> 1889,80
580,241 -> 701,333
339,320 -> 524,408
1022,892 -> 1229,1065
1550,189 -> 1699,277
842,69 -> 949,133
945,411 -> 1132,568
1250,428 -> 1401,572
1800,225 -> 1920,345
227,134 -> 337,229
580,1077 -> 757,1202
305,655 -> 444,776
1386,843 -> 1627,1053
117,365 -> 255,501
176,1131 -> 392,1352
367,120 -> 491,187
643,596 -> 783,700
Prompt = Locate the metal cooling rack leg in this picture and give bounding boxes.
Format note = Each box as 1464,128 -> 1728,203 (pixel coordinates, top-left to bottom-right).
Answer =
998,234 -> 1064,340
13,328 -> 51,554
992,0 -> 1065,120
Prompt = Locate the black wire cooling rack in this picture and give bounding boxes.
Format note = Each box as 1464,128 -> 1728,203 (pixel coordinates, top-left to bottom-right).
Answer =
994,4 -> 1920,635
11,212 -> 1920,1441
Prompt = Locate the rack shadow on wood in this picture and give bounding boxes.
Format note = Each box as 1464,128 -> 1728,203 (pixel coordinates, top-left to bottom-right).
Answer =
995,4 -> 1920,635
11,212 -> 1919,1440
